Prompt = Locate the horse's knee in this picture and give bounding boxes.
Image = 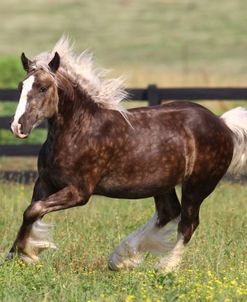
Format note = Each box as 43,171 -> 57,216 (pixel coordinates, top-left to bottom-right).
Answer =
23,201 -> 43,223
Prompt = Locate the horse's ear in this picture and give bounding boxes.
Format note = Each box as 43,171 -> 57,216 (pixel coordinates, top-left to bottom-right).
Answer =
48,52 -> 60,73
21,53 -> 32,72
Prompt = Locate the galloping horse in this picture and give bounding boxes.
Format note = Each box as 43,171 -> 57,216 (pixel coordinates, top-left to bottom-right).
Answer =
9,38 -> 247,271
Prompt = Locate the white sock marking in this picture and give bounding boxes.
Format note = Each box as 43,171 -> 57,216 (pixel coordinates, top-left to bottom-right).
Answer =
21,219 -> 57,263
108,213 -> 180,270
157,233 -> 185,272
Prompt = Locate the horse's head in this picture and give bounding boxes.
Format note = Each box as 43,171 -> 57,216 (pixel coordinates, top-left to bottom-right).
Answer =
11,52 -> 60,138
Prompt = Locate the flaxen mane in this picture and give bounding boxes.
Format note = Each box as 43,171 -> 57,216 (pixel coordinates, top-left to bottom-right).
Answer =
30,37 -> 128,114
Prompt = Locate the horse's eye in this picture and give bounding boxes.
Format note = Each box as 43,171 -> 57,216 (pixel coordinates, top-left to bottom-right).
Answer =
39,86 -> 47,93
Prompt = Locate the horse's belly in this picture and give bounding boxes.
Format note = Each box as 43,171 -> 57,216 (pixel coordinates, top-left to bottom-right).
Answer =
95,167 -> 184,199
95,185 -> 174,199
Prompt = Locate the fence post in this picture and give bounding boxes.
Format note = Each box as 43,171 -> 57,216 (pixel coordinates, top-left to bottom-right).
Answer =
147,84 -> 161,106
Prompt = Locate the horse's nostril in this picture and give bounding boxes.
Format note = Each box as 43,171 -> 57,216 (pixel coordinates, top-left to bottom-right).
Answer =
19,124 -> 24,134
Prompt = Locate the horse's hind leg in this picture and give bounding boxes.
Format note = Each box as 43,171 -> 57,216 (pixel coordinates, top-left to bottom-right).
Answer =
157,179 -> 220,272
108,188 -> 181,270
155,189 -> 181,227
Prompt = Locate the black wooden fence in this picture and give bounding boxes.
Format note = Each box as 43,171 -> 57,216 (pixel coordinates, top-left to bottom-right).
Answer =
1,85 -> 247,182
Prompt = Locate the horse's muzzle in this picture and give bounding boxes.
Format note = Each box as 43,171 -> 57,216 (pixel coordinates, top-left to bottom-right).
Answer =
10,121 -> 29,138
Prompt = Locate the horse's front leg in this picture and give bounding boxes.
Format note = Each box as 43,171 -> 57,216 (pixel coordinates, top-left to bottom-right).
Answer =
8,185 -> 89,263
7,177 -> 56,260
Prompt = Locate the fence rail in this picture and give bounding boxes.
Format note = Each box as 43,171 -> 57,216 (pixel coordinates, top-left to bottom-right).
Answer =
1,85 -> 247,182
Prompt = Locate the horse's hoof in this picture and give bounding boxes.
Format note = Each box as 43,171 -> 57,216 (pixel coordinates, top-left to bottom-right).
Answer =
108,251 -> 143,271
108,253 -> 121,271
6,252 -> 15,260
19,253 -> 40,264
108,259 -> 120,271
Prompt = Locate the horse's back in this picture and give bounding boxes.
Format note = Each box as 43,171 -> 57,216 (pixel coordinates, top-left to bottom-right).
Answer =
129,101 -> 232,143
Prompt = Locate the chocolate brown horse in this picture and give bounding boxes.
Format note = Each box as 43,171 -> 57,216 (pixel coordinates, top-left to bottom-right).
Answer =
8,38 -> 247,271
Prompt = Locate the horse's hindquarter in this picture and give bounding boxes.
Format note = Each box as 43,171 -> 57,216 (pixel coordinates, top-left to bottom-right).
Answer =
97,103 -> 234,199
182,105 -> 234,182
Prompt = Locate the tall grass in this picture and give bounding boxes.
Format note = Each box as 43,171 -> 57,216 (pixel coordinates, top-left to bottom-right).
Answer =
0,181 -> 246,301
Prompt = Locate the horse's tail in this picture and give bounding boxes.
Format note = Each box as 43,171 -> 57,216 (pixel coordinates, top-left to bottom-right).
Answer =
221,107 -> 247,176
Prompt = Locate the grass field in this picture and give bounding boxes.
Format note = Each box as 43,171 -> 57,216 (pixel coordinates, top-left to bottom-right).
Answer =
1,0 -> 247,88
0,181 -> 246,302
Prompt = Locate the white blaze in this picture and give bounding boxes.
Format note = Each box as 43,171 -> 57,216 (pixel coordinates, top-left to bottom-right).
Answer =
11,75 -> 35,137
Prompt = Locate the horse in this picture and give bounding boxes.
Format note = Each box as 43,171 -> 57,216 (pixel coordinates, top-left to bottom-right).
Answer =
8,38 -> 247,271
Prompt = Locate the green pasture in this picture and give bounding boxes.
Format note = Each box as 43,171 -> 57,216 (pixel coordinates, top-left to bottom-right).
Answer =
1,0 -> 247,148
0,181 -> 246,302
1,0 -> 247,147
1,0 -> 247,87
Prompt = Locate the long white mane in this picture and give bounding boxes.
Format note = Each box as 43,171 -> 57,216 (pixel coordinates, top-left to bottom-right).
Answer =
32,37 -> 128,114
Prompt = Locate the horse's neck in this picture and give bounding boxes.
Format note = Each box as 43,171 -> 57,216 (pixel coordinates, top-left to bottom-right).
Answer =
47,87 -> 98,138
46,116 -> 59,141
59,85 -> 97,113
